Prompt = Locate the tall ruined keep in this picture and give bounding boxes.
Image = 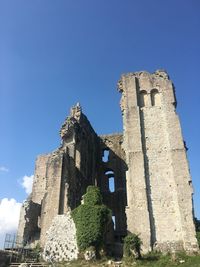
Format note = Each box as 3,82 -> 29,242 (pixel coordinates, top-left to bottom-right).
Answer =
18,70 -> 198,254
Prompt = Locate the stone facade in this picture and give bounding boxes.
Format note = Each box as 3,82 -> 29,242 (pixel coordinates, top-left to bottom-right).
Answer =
17,70 -> 199,256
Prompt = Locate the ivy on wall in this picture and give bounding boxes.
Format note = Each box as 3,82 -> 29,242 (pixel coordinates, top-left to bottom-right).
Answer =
71,186 -> 111,252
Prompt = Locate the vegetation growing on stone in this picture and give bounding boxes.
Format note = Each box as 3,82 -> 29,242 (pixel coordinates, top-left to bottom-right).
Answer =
71,186 -> 111,253
123,233 -> 142,259
32,243 -> 42,262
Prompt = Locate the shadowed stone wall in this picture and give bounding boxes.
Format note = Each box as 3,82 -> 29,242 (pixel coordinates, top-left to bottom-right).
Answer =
98,134 -> 127,241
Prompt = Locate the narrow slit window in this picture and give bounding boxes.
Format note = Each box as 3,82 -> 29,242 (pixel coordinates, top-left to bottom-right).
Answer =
105,170 -> 115,192
151,89 -> 160,106
102,149 -> 109,162
109,176 -> 115,192
140,90 -> 148,107
112,215 -> 116,230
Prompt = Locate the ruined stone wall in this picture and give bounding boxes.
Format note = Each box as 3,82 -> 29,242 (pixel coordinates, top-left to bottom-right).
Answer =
17,154 -> 50,243
17,199 -> 41,244
118,74 -> 152,251
32,155 -> 50,204
28,104 -> 100,247
118,70 -> 198,252
72,112 -> 100,204
17,72 -> 198,255
17,201 -> 26,242
18,150 -> 66,247
98,134 -> 127,239
60,104 -> 100,211
40,150 -> 64,246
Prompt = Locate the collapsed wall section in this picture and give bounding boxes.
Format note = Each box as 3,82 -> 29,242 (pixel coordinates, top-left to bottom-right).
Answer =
17,154 -> 50,244
17,199 -> 41,246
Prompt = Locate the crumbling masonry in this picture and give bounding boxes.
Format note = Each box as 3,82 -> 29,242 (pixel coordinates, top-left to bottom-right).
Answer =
18,70 -> 199,255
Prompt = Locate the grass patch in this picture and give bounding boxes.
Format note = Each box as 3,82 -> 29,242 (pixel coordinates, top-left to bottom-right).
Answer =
55,253 -> 200,267
124,252 -> 200,267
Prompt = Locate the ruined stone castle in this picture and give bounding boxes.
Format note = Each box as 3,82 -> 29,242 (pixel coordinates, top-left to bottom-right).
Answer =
17,70 -> 199,256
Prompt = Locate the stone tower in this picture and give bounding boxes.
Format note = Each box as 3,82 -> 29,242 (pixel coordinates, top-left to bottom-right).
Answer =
118,70 -> 198,252
17,70 -> 198,255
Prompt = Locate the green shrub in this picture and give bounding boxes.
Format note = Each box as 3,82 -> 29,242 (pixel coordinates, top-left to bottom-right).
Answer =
32,243 -> 42,262
123,233 -> 142,259
71,186 -> 111,254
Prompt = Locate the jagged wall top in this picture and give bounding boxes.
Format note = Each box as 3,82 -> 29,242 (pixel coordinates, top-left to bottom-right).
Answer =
60,103 -> 82,139
118,69 -> 170,92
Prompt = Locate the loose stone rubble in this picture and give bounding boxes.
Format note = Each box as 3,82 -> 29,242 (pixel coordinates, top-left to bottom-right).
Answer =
43,213 -> 78,262
84,247 -> 96,261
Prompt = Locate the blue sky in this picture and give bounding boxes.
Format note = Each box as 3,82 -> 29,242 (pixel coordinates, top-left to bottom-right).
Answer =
0,0 -> 200,247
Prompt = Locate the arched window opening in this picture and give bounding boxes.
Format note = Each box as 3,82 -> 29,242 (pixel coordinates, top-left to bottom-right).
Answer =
109,177 -> 115,192
102,149 -> 109,162
105,170 -> 114,176
139,90 -> 148,107
105,170 -> 115,192
112,215 -> 116,230
151,89 -> 160,106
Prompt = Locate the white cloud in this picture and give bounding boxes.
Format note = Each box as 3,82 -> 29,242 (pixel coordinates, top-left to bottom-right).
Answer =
21,175 -> 34,194
0,198 -> 22,248
0,166 -> 9,172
